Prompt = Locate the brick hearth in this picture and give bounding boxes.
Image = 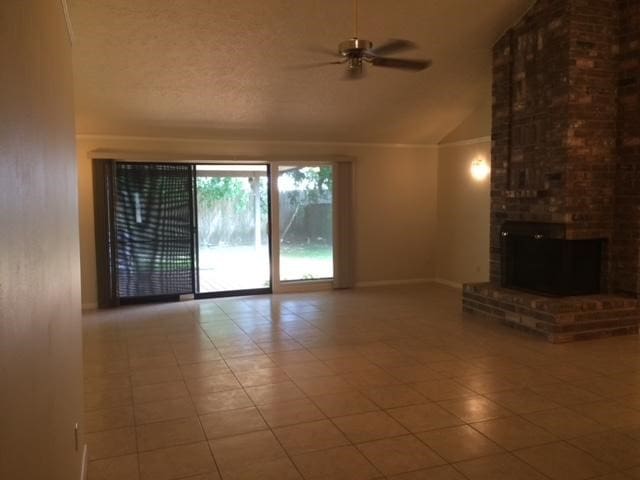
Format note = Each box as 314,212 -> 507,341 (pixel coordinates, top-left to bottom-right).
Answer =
463,283 -> 639,343
465,0 -> 640,342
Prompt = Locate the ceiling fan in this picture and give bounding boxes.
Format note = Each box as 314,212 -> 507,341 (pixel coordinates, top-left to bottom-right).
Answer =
301,0 -> 432,79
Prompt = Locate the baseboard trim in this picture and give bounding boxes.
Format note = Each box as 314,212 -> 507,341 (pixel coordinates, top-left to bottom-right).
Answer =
274,280 -> 334,294
355,278 -> 433,288
432,278 -> 464,289
355,278 -> 464,289
81,280 -> 461,305
80,444 -> 87,480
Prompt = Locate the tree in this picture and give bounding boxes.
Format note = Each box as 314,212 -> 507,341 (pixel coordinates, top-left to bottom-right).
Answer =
280,166 -> 333,243
196,176 -> 265,246
285,166 -> 332,204
196,177 -> 248,210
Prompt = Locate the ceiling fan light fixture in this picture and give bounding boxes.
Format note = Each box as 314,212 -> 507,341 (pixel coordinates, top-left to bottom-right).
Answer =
347,57 -> 363,70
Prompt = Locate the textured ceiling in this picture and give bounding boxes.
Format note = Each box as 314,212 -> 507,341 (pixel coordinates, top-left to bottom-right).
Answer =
70,0 -> 533,144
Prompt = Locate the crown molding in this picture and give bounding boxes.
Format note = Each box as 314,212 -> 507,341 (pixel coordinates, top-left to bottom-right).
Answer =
75,133 -> 439,150
438,136 -> 491,148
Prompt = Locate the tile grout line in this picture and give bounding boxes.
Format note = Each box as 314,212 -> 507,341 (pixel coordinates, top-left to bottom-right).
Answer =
222,300 -> 321,480
196,308 -> 233,480
127,321 -> 143,480
82,290 -> 640,480
224,299 -> 383,478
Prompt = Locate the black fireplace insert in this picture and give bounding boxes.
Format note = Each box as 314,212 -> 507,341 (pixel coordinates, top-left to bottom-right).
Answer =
501,222 -> 604,296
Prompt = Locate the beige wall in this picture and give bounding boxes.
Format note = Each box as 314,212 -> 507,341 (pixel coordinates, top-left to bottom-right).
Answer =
77,137 -> 439,306
436,140 -> 491,285
440,102 -> 491,144
0,1 -> 83,479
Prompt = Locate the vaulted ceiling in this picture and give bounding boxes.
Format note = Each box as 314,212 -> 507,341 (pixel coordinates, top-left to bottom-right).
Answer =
69,0 -> 533,144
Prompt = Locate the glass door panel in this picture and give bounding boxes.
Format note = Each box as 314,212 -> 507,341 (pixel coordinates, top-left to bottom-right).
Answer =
277,165 -> 334,282
113,162 -> 195,300
195,165 -> 271,294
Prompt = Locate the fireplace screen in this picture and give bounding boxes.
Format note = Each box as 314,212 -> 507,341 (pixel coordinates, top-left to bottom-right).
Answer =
501,223 -> 603,296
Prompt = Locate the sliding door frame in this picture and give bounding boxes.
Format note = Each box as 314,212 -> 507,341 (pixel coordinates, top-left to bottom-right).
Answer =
270,160 -> 336,294
191,164 -> 200,295
101,161 -> 198,306
93,154 -> 352,304
193,163 -> 274,300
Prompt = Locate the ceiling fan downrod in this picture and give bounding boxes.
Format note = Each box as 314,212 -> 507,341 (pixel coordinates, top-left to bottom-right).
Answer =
340,0 -> 370,71
353,0 -> 359,38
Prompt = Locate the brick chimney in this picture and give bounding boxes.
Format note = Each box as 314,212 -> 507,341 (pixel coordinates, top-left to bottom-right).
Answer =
490,0 -> 639,295
462,0 -> 640,343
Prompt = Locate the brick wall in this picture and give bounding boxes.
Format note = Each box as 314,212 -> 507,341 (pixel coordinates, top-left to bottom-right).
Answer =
491,0 -> 639,295
490,0 -> 572,283
612,0 -> 640,294
565,0 -> 618,242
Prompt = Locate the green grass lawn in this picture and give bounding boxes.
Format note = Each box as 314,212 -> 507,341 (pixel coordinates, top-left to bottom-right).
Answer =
280,243 -> 332,260
280,243 -> 333,280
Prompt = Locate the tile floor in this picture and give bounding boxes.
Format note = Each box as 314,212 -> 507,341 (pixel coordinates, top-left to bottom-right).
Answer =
83,283 -> 640,480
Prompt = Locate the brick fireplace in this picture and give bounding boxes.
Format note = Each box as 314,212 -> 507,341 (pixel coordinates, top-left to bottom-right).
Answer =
463,0 -> 640,342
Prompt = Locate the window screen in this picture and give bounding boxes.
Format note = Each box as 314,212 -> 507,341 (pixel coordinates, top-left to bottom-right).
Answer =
114,163 -> 194,298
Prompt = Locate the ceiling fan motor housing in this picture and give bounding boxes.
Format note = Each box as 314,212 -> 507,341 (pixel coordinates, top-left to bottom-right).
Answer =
339,38 -> 373,57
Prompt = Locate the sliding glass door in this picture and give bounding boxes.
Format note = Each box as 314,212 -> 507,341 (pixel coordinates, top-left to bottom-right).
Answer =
94,161 -> 196,306
277,165 -> 334,282
194,165 -> 271,295
95,160 -> 340,307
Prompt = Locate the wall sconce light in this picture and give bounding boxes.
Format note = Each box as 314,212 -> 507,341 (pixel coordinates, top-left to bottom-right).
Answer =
470,157 -> 490,181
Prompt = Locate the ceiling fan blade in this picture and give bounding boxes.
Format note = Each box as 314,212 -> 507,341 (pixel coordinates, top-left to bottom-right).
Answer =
307,45 -> 341,58
371,57 -> 432,71
287,61 -> 344,70
369,38 -> 417,57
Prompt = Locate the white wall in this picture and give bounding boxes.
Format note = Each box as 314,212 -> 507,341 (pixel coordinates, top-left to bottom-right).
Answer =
77,136 -> 439,307
0,1 -> 84,479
